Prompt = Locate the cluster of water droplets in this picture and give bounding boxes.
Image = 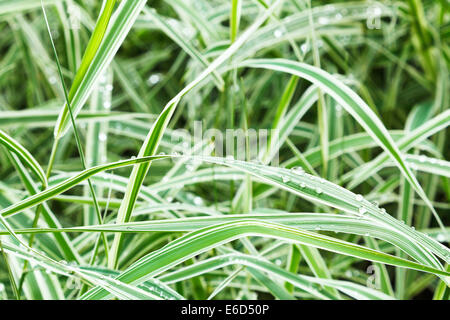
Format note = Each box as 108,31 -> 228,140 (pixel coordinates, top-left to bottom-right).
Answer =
145,280 -> 176,300
345,269 -> 360,278
229,257 -> 249,266
93,272 -> 171,299
184,192 -> 203,206
279,166 -> 332,196
354,194 -> 369,218
417,154 -> 444,166
93,73 -> 113,153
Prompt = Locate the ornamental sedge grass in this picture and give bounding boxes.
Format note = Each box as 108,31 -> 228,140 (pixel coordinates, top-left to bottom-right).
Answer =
0,0 -> 449,300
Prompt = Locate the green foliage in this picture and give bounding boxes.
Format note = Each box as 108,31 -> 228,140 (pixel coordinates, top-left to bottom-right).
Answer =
0,0 -> 448,300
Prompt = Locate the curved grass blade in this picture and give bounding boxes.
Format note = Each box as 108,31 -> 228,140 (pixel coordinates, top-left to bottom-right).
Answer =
41,0 -> 111,264
0,129 -> 47,187
7,211 -> 441,272
54,0 -> 116,138
0,156 -> 169,219
54,0 -> 146,139
0,240 -> 171,300
344,109 -> 450,187
406,155 -> 450,178
2,152 -> 447,267
160,253 -> 394,300
81,220 -> 450,300
9,153 -> 82,262
196,155 -> 449,265
0,0 -> 58,16
239,58 -> 445,234
0,109 -> 151,128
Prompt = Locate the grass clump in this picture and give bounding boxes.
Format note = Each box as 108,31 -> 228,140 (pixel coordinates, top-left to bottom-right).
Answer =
0,0 -> 449,300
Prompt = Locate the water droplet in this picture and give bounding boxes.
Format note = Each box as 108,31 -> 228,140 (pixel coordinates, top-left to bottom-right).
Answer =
148,74 -> 161,85
300,43 -> 309,53
167,196 -> 174,202
282,176 -> 290,183
103,101 -> 111,109
273,29 -> 283,38
193,196 -> 203,206
355,194 -> 363,201
318,17 -> 329,25
358,207 -> 367,215
300,182 -> 306,188
98,133 -> 107,142
105,84 -> 114,92
291,167 -> 305,176
372,6 -> 382,16
315,187 -> 323,195
437,234 -> 446,242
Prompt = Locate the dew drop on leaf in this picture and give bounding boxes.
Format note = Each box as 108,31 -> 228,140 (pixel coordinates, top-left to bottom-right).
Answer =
273,29 -> 283,38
